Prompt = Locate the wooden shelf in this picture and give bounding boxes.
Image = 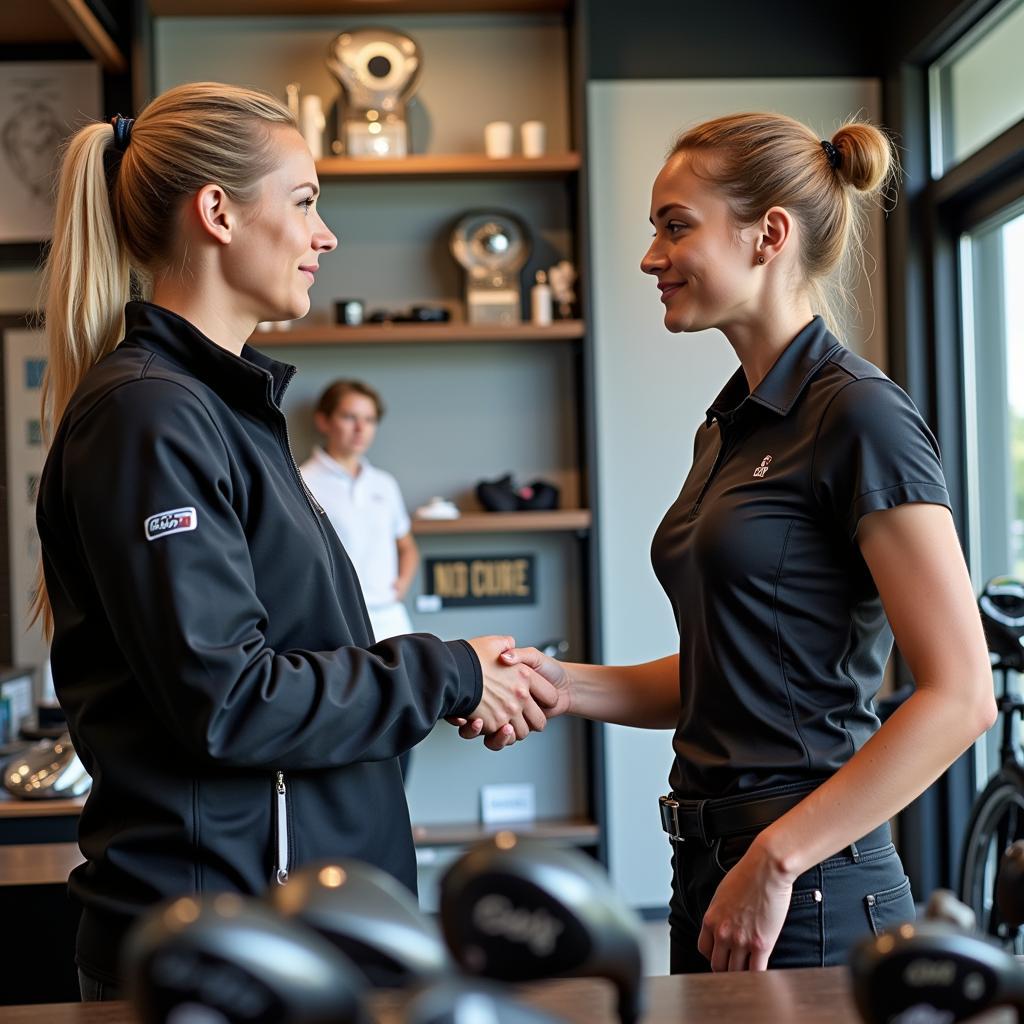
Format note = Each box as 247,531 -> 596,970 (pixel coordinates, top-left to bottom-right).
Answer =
0,842 -> 83,887
413,817 -> 598,849
0,791 -> 85,819
412,510 -> 590,534
150,0 -> 568,15
313,153 -> 580,181
252,320 -> 584,347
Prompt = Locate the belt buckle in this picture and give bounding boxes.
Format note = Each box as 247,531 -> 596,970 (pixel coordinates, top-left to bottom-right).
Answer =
659,794 -> 684,843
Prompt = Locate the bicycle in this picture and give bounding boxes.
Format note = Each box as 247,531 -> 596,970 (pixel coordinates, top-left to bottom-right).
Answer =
958,576 -> 1024,949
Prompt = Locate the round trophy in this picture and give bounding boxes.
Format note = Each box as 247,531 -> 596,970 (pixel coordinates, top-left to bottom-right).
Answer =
450,211 -> 531,325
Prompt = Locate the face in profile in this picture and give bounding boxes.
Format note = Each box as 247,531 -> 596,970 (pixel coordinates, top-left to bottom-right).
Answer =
640,151 -> 760,334
316,392 -> 380,461
226,125 -> 337,324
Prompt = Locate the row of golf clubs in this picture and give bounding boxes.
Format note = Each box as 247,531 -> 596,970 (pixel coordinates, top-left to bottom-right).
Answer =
125,832 -> 646,1024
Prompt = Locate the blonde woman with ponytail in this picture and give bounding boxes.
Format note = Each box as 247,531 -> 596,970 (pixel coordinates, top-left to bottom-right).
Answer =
35,82 -> 558,999
472,113 -> 996,971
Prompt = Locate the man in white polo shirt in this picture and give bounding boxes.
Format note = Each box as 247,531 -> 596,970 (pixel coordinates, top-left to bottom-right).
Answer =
300,379 -> 419,644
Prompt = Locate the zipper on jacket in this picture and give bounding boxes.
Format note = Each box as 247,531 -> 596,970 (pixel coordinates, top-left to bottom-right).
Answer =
273,770 -> 290,885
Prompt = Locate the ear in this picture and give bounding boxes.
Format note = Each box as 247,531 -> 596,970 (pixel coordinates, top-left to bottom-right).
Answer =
757,206 -> 796,265
192,183 -> 235,245
313,410 -> 329,435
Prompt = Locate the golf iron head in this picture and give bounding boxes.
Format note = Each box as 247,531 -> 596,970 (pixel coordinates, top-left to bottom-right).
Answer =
268,858 -> 451,988
439,832 -> 644,1024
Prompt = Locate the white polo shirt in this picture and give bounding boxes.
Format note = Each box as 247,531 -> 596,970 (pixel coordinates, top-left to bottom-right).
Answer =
300,448 -> 412,612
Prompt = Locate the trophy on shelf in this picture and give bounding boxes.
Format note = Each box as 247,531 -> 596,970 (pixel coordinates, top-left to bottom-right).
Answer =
327,27 -> 422,159
450,211 -> 531,326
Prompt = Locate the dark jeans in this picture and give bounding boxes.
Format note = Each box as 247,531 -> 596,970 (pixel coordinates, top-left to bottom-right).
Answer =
669,820 -> 915,973
78,969 -> 122,1002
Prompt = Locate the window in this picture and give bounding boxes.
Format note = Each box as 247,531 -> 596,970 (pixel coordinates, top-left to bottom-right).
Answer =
930,0 -> 1024,175
963,203 -> 1024,586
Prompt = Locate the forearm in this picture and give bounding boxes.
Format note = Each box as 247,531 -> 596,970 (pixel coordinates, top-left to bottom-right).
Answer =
568,654 -> 680,728
756,681 -> 995,879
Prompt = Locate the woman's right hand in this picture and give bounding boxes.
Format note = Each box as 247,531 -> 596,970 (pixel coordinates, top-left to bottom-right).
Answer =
452,644 -> 573,749
463,636 -> 560,747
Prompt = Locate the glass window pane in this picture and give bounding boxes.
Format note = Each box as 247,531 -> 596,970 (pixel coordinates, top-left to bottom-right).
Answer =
931,0 -> 1024,175
963,203 -> 1024,784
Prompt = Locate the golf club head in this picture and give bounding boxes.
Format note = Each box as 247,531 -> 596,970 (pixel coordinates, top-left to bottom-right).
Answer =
439,832 -> 644,1024
997,840 -> 1024,929
849,919 -> 1024,1023
268,858 -> 450,988
124,892 -> 370,1024
406,979 -> 564,1024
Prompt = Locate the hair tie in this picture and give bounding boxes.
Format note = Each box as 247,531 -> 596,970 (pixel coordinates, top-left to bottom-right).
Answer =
111,114 -> 135,152
820,139 -> 840,170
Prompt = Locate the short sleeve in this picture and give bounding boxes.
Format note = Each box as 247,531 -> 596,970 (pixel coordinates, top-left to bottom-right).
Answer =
811,377 -> 951,540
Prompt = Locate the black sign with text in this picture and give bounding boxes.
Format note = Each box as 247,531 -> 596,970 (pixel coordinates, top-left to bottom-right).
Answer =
425,554 -> 536,607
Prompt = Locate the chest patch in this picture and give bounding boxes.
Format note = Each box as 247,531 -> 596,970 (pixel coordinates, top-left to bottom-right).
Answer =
144,506 -> 198,541
753,454 -> 773,479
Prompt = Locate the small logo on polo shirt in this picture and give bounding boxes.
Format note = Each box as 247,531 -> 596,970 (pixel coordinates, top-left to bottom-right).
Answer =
753,455 -> 773,478
144,507 -> 198,541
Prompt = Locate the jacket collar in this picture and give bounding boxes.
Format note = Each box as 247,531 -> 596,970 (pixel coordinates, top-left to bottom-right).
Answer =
121,301 -> 296,411
705,315 -> 842,427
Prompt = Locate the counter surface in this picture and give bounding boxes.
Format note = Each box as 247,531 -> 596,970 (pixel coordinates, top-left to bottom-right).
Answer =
0,967 -> 865,1022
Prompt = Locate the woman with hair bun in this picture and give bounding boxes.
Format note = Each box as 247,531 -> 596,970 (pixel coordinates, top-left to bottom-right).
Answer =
474,113 -> 997,970
34,81 -> 557,998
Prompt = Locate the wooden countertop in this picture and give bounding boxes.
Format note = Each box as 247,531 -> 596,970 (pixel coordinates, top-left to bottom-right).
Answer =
0,841 -> 83,886
0,789 -> 85,818
0,968 -> 866,1022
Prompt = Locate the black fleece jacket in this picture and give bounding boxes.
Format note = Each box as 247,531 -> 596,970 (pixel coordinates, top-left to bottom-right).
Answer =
36,301 -> 482,983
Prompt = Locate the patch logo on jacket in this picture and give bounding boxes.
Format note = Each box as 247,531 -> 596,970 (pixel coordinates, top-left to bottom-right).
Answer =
144,507 -> 198,541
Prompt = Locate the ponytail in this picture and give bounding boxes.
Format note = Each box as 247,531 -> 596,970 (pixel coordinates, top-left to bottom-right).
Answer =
32,121 -> 131,637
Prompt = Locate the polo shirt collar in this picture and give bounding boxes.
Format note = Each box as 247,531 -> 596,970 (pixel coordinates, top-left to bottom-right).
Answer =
121,301 -> 296,412
705,316 -> 843,427
312,448 -> 369,480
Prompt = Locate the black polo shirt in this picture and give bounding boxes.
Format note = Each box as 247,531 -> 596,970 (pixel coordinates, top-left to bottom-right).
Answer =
651,316 -> 950,800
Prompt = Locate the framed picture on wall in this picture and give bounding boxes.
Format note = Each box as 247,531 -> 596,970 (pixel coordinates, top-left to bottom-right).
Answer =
0,313 -> 48,681
0,61 -> 102,247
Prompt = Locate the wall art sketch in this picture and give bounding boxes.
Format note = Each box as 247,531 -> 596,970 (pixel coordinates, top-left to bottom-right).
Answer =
0,62 -> 102,244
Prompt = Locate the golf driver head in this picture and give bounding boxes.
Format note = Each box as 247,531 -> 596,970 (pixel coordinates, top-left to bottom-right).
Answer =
439,832 -> 644,1024
997,840 -> 1024,929
849,919 -> 1024,1023
124,892 -> 370,1024
268,858 -> 450,988
407,979 -> 564,1024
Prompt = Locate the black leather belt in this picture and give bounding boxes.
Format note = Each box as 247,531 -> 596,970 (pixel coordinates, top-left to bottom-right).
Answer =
659,782 -> 820,844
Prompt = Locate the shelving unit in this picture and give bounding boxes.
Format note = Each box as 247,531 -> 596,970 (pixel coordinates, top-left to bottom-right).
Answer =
150,0 -> 569,14
252,320 -> 584,347
148,0 -> 604,869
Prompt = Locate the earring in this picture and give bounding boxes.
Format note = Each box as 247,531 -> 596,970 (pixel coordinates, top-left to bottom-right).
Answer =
757,255 -> 765,265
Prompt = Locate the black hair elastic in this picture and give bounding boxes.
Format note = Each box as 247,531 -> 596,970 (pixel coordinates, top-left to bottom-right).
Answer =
820,139 -> 840,170
111,114 -> 135,152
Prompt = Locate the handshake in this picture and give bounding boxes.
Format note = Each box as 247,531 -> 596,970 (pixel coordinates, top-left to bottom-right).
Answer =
451,635 -> 573,751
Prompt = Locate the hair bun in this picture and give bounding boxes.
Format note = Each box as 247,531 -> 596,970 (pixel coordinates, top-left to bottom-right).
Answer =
830,122 -> 894,194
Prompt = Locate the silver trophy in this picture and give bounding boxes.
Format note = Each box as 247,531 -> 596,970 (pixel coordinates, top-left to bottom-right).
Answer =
327,27 -> 422,158
450,211 -> 531,325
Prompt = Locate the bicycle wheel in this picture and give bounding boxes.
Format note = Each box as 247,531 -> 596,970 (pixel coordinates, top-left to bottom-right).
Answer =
959,768 -> 1024,949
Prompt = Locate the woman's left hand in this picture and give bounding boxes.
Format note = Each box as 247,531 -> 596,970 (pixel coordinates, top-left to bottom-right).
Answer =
697,839 -> 796,971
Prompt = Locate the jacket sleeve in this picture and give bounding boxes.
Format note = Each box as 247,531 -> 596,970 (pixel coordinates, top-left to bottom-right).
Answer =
57,378 -> 482,770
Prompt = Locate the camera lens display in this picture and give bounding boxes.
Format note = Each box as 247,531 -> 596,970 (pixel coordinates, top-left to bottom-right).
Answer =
368,55 -> 392,78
